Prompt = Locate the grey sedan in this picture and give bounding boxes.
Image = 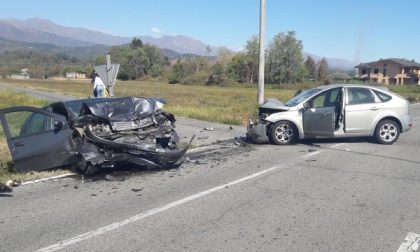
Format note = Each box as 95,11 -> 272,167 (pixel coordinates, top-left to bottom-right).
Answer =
247,84 -> 413,145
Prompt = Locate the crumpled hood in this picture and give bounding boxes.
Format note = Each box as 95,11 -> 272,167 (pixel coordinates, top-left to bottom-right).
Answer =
79,97 -> 166,122
259,98 -> 290,114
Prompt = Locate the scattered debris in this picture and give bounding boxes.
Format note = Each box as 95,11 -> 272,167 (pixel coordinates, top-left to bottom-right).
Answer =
90,193 -> 97,197
74,185 -> 79,189
197,136 -> 210,140
203,127 -> 214,131
0,181 -> 13,193
229,126 -> 234,130
185,157 -> 197,163
131,188 -> 143,192
308,149 -> 317,152
62,184 -> 69,188
9,180 -> 21,187
305,159 -> 317,162
105,174 -> 126,182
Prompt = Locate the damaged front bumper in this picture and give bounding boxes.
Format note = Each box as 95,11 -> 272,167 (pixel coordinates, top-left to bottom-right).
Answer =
246,120 -> 269,144
80,126 -> 191,169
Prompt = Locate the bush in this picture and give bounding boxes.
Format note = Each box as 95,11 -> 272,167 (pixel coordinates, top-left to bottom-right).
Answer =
180,71 -> 210,85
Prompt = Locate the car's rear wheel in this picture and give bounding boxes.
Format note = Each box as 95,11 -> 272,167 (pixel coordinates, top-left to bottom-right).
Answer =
375,119 -> 400,145
269,121 -> 298,145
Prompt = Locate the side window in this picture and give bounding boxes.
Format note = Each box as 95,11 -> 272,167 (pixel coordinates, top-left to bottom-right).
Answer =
4,111 -> 52,138
309,88 -> 340,108
373,90 -> 392,102
348,88 -> 376,105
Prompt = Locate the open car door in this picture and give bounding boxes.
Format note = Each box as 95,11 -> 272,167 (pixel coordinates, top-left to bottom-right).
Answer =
303,88 -> 342,137
0,106 -> 75,172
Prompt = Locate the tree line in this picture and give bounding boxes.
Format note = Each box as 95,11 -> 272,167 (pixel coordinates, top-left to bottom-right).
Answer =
0,31 -> 333,85
163,31 -> 331,85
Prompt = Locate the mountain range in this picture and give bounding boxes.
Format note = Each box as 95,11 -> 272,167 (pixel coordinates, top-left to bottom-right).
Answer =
0,17 -> 356,69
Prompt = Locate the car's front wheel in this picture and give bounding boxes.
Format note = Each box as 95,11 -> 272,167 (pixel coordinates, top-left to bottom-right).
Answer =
269,121 -> 298,145
374,119 -> 400,145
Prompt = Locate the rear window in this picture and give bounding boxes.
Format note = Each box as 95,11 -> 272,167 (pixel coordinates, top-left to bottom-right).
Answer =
373,90 -> 392,102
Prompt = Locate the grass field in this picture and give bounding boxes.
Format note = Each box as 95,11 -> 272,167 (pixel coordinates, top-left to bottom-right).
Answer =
6,79 -> 299,125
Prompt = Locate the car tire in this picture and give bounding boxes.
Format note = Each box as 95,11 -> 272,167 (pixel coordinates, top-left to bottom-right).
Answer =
374,119 -> 400,145
269,121 -> 298,145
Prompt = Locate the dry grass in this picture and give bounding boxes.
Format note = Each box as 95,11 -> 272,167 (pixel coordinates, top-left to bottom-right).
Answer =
7,79 -> 296,125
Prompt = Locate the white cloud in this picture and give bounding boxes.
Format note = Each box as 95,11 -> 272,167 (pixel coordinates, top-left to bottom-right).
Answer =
151,27 -> 161,33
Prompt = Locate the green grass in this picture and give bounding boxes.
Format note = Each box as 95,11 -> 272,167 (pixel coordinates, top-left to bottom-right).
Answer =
388,85 -> 420,102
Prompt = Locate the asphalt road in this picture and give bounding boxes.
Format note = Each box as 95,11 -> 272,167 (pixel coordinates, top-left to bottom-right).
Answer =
0,83 -> 420,251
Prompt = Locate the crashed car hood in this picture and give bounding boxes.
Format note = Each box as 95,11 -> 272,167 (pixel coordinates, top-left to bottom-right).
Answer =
79,97 -> 166,122
259,98 -> 290,113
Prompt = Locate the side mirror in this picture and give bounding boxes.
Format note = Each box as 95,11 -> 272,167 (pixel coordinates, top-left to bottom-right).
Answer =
303,102 -> 309,109
53,120 -> 64,129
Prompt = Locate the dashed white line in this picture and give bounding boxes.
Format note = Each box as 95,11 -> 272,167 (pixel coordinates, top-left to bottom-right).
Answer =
397,232 -> 420,252
34,164 -> 283,252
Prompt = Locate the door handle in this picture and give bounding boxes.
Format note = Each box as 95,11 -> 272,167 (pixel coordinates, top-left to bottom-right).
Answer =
370,107 -> 380,111
14,142 -> 24,147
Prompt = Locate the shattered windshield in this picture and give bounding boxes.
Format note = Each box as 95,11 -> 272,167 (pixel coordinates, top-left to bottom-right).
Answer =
285,88 -> 322,107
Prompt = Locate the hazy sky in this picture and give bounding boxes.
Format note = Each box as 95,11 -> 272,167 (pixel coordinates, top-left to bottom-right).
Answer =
1,0 -> 419,62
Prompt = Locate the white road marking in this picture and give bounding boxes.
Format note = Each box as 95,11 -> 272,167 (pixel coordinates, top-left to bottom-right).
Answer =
302,143 -> 345,158
35,142 -> 349,251
21,173 -> 75,186
397,232 -> 420,252
303,151 -> 322,158
34,164 -> 284,252
330,143 -> 346,149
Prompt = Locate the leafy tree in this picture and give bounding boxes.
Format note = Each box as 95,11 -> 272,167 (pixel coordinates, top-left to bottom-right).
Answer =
130,37 -> 143,49
207,62 -> 225,85
244,35 -> 259,84
266,31 -> 304,84
168,59 -> 184,84
227,53 -> 250,83
304,55 -> 317,81
317,58 -> 330,85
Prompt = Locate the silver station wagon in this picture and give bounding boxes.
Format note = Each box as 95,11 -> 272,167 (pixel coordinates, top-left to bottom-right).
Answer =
247,84 -> 413,145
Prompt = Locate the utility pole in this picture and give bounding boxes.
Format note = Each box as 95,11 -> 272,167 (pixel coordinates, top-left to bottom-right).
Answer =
257,0 -> 266,105
106,55 -> 113,97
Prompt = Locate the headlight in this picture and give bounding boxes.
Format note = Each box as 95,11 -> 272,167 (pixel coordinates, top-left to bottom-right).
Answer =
156,101 -> 165,110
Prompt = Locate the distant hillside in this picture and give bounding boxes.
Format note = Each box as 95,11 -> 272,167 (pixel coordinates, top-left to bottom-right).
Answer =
0,18 -> 227,56
0,37 -> 109,60
306,53 -> 356,70
140,35 -> 225,56
1,17 -> 130,46
0,17 -> 358,69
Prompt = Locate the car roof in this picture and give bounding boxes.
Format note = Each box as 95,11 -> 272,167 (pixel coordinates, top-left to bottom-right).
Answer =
315,84 -> 390,92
